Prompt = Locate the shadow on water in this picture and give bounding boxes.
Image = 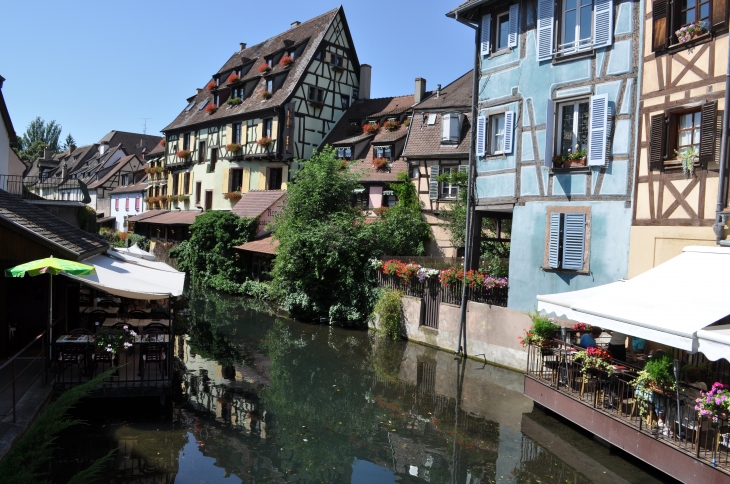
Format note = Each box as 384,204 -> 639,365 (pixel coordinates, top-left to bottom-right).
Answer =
50,289 -> 679,483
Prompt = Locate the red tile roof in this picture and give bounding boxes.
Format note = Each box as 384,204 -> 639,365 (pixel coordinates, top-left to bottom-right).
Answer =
87,154 -> 138,189
127,209 -> 168,223
234,236 -> 279,255
349,159 -> 409,183
139,211 -> 202,225
232,190 -> 286,219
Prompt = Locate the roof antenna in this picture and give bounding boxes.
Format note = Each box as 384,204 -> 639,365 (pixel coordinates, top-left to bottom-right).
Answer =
141,118 -> 152,135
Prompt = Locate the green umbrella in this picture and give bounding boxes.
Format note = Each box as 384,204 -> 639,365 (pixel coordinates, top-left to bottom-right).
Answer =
5,256 -> 96,354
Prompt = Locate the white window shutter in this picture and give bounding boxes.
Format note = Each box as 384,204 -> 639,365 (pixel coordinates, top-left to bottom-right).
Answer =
588,94 -> 609,166
508,4 -> 520,48
536,0 -> 554,61
449,114 -> 461,143
561,213 -> 586,270
503,111 -> 515,154
476,115 -> 487,157
544,100 -> 555,167
548,213 -> 561,269
442,113 -> 451,143
481,15 -> 492,55
429,165 -> 440,200
593,0 -> 614,48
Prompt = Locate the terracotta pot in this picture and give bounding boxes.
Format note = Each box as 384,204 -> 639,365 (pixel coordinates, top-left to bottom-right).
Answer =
565,158 -> 587,168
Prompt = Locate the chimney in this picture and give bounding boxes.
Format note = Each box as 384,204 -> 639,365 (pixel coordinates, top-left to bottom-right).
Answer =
99,141 -> 109,156
43,147 -> 53,160
239,42 -> 247,51
61,161 -> 67,179
414,78 -> 427,104
68,144 -> 76,153
360,64 -> 372,100
436,84 -> 441,98
291,21 -> 301,29
196,88 -> 202,95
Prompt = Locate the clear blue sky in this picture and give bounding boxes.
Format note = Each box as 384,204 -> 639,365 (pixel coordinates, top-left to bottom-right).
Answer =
0,1 -> 474,147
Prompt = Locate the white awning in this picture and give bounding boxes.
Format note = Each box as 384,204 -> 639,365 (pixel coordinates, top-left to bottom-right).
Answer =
108,249 -> 178,273
114,244 -> 156,261
697,325 -> 730,362
64,253 -> 185,300
537,246 -> 730,352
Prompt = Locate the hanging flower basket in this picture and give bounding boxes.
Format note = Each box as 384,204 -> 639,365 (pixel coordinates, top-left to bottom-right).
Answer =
205,103 -> 218,114
226,143 -> 242,153
227,73 -> 241,84
383,120 -> 401,131
257,137 -> 273,147
363,123 -> 379,135
154,166 -> 167,175
226,97 -> 242,106
223,191 -> 242,201
280,55 -> 294,67
261,91 -> 272,100
258,64 -> 271,74
372,157 -> 389,170
176,149 -> 192,159
206,80 -> 217,91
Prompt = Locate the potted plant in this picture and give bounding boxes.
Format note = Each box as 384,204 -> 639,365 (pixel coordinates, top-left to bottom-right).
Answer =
280,55 -> 294,67
206,80 -> 217,91
227,73 -> 241,84
518,311 -> 560,349
257,136 -> 273,148
572,322 -> 592,342
155,166 -> 167,175
674,146 -> 698,178
205,103 -> 218,114
631,353 -> 676,420
676,21 -> 708,43
226,143 -> 242,153
695,383 -> 730,422
439,267 -> 464,287
363,123 -> 379,135
261,91 -> 272,100
169,195 -> 179,203
144,166 -> 153,174
564,146 -> 587,167
223,191 -> 242,201
226,97 -> 242,106
176,149 -> 192,159
93,326 -> 135,355
383,120 -> 401,131
372,157 -> 389,170
160,139 -> 165,146
159,194 -> 170,204
258,64 -> 271,74
180,195 -> 190,203
573,347 -> 615,377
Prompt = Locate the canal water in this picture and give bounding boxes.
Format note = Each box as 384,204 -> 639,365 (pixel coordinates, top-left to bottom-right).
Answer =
50,291 -> 676,483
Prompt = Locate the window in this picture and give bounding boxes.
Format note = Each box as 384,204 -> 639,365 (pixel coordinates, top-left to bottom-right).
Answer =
680,0 -> 711,25
442,113 -> 463,144
183,133 -> 190,150
440,166 -> 458,199
490,114 -> 506,154
184,172 -> 190,194
172,174 -> 179,195
557,99 -> 590,157
267,58 -> 273,68
352,187 -> 369,209
535,0 -> 613,60
198,99 -> 209,111
677,110 -> 702,155
214,93 -> 219,105
115,197 -> 119,211
351,88 -> 359,101
121,174 -> 129,186
336,147 -> 352,159
340,94 -> 350,109
266,78 -> 273,93
653,0 -> 718,51
230,168 -> 244,192
427,113 -> 437,125
268,168 -> 283,190
561,0 -> 594,52
308,86 -> 325,104
545,209 -> 589,271
330,54 -> 344,68
198,140 -> 206,163
210,148 -> 218,172
649,101 -> 717,170
497,12 -> 511,50
247,122 -> 257,143
481,5 -> 519,55
411,165 -> 420,179
373,145 -> 393,160
232,123 -> 242,144
195,181 -> 202,204
382,189 -> 398,207
135,196 -> 141,211
263,118 -> 273,138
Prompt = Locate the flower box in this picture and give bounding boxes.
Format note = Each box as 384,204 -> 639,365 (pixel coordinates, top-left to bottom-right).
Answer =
226,97 -> 242,106
258,64 -> 271,74
169,195 -> 180,203
205,103 -> 218,114
261,91 -> 272,100
676,21 -> 708,44
226,143 -> 242,153
223,191 -> 242,201
362,123 -> 379,135
403,119 -> 411,127
372,157 -> 389,170
144,166 -> 153,174
564,158 -> 586,168
383,120 -> 401,131
206,80 -> 217,92
280,55 -> 294,67
176,149 -> 192,159
179,195 -> 190,203
154,166 -> 167,175
257,137 -> 273,148
227,73 -> 241,84
159,195 -> 170,203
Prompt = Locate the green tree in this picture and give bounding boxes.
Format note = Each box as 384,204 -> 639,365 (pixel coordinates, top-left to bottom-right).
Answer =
435,168 -> 469,249
270,146 -> 379,324
374,172 -> 431,256
18,117 -> 63,161
63,133 -> 76,151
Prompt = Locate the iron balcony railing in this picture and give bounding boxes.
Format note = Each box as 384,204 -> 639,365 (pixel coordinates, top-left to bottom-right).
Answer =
0,175 -> 90,203
376,272 -> 508,307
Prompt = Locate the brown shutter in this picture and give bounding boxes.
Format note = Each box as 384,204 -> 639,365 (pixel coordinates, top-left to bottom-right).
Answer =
712,0 -> 728,30
649,114 -> 667,170
282,102 -> 295,157
652,0 -> 669,52
699,100 -> 718,164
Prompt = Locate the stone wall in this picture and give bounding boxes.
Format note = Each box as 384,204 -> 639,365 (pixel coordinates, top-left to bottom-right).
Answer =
371,295 -> 531,373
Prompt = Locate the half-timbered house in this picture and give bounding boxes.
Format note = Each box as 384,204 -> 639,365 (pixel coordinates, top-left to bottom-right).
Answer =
87,154 -> 146,218
448,0 -> 640,311
160,8 -> 364,212
628,0 -> 729,276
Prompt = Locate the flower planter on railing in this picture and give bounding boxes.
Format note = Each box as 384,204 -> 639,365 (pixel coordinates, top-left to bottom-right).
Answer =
258,64 -> 271,74
257,137 -> 273,148
176,149 -> 192,160
223,191 -> 242,201
227,73 -> 241,84
280,55 -> 294,67
363,123 -> 379,135
226,97 -> 242,106
226,143 -> 242,153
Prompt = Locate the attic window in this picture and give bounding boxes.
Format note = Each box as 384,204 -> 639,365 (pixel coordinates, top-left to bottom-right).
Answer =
199,99 -> 209,111
427,114 -> 437,125
330,54 -> 345,68
441,113 -> 464,144
185,101 -> 195,112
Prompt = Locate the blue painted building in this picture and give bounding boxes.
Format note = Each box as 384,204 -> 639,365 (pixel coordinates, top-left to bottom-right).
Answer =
447,0 -> 640,311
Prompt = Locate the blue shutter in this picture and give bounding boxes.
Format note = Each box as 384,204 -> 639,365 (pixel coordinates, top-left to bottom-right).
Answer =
345,147 -> 352,158
548,213 -> 561,269
337,148 -> 344,158
593,0 -> 614,48
476,115 -> 487,157
536,0 -> 554,61
503,111 -> 515,154
481,15 -> 492,55
561,213 -> 586,270
544,99 -> 555,167
429,165 -> 440,200
508,4 -> 520,48
588,94 -> 609,166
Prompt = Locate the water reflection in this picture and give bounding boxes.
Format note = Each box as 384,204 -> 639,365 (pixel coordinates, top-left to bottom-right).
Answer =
52,291 -> 672,483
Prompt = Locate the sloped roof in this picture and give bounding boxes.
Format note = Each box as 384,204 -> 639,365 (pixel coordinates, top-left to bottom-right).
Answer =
414,71 -> 473,110
87,154 -> 138,189
0,76 -> 16,142
146,141 -> 165,157
127,209 -> 168,222
234,236 -> 279,255
163,8 -> 342,132
110,179 -> 148,194
138,211 -> 201,225
403,112 -> 471,158
0,189 -> 107,259
100,131 -> 162,157
232,190 -> 286,219
350,159 -> 409,183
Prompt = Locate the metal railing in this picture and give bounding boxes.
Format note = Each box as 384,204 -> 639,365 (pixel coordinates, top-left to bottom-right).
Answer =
526,338 -> 730,474
376,273 -> 508,307
0,174 -> 89,202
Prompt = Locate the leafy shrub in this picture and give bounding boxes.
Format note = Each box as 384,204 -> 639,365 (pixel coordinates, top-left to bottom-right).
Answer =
77,205 -> 97,232
374,289 -> 402,340
128,233 -> 150,252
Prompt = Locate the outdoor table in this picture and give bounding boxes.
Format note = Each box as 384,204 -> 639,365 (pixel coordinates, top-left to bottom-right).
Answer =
99,318 -> 169,328
55,334 -> 94,375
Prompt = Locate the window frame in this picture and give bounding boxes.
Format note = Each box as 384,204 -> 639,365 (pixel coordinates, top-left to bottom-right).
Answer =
557,0 -> 595,54
373,145 -> 393,161
495,10 -> 511,51
489,113 -> 506,155
542,206 -> 591,273
182,133 -> 190,151
555,98 -> 591,159
232,123 -> 242,144
230,168 -> 244,192
440,165 -> 459,199
308,86 -> 325,104
267,167 -> 283,190
183,172 -> 190,195
263,118 -> 273,138
352,186 -> 370,209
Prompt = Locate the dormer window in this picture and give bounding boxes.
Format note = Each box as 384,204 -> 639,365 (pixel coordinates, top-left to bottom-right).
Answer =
441,113 -> 464,144
374,145 -> 393,160
267,58 -> 273,68
427,113 -> 437,125
336,147 -> 352,159
288,50 -> 296,60
330,54 -> 345,68
266,78 -> 274,92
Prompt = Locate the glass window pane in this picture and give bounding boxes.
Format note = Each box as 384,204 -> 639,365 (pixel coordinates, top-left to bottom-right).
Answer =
560,105 -> 576,155
678,130 -> 692,147
682,8 -> 696,24
499,15 -> 510,48
694,112 -> 702,126
679,114 -> 693,130
577,102 -> 590,149
566,0 -> 577,10
694,128 -> 702,143
564,11 -> 577,44
580,5 -> 592,41
700,3 -> 710,19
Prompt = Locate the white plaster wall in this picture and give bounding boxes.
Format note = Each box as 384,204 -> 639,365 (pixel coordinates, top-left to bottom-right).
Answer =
110,191 -> 146,231
0,111 -> 9,176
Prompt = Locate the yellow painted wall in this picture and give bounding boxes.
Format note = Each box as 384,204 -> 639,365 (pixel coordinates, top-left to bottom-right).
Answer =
628,225 -> 720,277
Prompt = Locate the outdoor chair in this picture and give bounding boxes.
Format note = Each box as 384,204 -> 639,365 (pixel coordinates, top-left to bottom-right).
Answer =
139,327 -> 166,379
127,310 -> 148,319
57,328 -> 92,380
